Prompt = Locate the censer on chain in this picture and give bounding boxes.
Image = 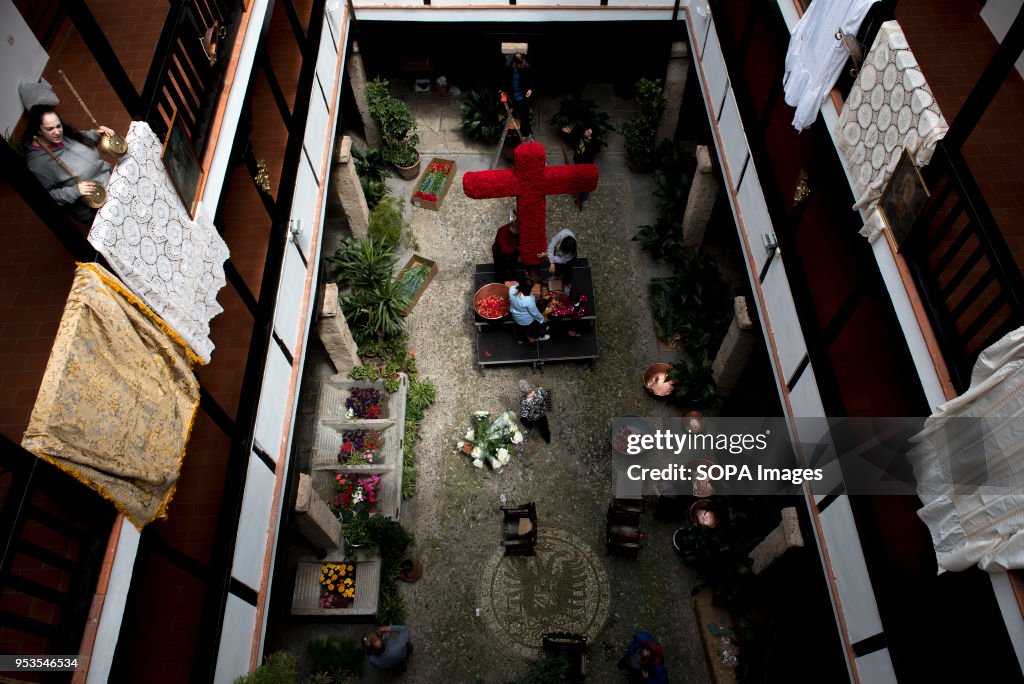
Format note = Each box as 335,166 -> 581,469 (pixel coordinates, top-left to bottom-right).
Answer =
34,137 -> 107,209
58,70 -> 128,158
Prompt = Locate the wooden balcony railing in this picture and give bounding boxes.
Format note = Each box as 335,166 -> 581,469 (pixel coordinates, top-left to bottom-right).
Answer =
0,437 -> 116,663
903,143 -> 1024,393
141,0 -> 243,150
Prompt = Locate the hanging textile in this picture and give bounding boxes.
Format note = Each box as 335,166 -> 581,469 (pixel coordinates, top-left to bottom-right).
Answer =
88,121 -> 229,364
21,263 -> 201,530
784,0 -> 878,131
837,20 -> 949,210
910,327 -> 1024,573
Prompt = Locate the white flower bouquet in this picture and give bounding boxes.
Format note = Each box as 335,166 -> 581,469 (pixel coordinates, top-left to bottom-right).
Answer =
454,410 -> 524,470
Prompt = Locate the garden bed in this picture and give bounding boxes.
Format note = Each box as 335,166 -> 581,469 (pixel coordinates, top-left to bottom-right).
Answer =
311,423 -> 399,471
311,468 -> 401,521
291,557 -> 382,616
411,158 -> 456,211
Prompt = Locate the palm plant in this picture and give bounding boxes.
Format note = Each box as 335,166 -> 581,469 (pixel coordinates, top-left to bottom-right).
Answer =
343,276 -> 411,342
352,146 -> 390,209
327,237 -> 396,289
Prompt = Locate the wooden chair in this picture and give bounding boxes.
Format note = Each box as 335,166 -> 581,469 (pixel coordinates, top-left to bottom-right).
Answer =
542,632 -> 588,682
501,502 -> 538,556
606,499 -> 644,558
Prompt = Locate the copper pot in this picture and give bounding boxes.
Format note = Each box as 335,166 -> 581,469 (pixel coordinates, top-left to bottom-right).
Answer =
643,363 -> 676,397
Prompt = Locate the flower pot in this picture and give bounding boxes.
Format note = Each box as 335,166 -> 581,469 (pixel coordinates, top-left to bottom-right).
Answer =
394,152 -> 422,180
398,557 -> 423,583
643,363 -> 676,398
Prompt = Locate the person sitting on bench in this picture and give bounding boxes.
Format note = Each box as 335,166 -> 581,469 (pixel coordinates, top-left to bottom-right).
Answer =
509,277 -> 549,343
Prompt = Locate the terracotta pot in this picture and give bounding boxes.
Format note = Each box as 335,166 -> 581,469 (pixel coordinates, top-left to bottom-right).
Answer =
398,557 -> 423,582
394,152 -> 421,180
643,363 -> 676,397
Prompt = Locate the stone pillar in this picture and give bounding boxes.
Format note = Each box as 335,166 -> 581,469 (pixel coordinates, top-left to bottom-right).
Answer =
656,42 -> 690,143
749,507 -> 804,575
294,473 -> 342,551
331,136 -> 369,239
318,282 -> 362,374
347,41 -> 381,148
712,297 -> 754,395
681,145 -> 719,248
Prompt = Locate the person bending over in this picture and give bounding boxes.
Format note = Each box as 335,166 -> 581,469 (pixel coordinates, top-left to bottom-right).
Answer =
508,277 -> 549,343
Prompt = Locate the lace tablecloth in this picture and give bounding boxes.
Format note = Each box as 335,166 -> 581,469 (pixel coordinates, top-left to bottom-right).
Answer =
88,121 -> 229,363
837,20 -> 948,210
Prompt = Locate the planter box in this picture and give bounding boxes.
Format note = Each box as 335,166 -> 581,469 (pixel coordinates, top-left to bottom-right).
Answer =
291,557 -> 382,616
396,255 -> 438,315
311,422 -> 399,471
411,158 -> 456,211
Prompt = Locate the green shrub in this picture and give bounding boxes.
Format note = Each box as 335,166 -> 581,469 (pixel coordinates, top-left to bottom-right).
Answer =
621,78 -> 667,167
367,516 -> 413,562
306,638 -> 363,681
368,195 -> 415,251
460,88 -> 507,142
377,589 -> 407,624
365,78 -> 420,167
233,652 -> 297,684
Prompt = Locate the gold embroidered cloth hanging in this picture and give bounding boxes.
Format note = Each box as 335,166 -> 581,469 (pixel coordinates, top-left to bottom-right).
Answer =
21,263 -> 200,530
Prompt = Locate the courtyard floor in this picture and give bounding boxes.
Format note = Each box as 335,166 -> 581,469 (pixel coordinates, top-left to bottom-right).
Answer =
279,83 -> 716,684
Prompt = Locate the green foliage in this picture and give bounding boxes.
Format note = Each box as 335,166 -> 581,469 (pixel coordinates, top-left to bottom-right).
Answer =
633,216 -> 685,262
548,95 -> 615,149
306,638 -> 363,681
667,354 -> 718,409
360,176 -> 389,211
233,652 -> 298,684
343,275 -> 410,343
368,195 -> 416,251
460,88 -> 507,142
352,146 -> 388,182
349,364 -> 380,383
621,78 -> 667,167
652,140 -> 696,222
367,516 -> 413,562
645,247 -> 731,352
377,588 -> 407,624
401,459 -> 417,499
365,78 -> 420,168
342,512 -> 373,556
506,653 -> 571,684
328,237 -> 396,289
407,377 -> 436,422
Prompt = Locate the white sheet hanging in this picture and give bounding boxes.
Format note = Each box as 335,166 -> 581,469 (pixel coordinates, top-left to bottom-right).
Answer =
784,0 -> 879,131
910,327 -> 1024,573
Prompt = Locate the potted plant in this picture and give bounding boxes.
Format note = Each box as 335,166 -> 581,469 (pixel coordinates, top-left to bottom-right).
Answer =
548,94 -> 615,151
352,146 -> 390,209
365,78 -> 421,179
621,78 -> 667,171
460,88 -> 507,143
667,354 -> 718,409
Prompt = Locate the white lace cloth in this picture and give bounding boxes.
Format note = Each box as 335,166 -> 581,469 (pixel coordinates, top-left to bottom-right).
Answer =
838,20 -> 948,211
88,122 -> 229,364
784,0 -> 878,131
910,326 -> 1024,573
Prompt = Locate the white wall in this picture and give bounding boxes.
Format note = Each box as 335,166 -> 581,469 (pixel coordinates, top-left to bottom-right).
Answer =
0,0 -> 48,136
981,0 -> 1024,77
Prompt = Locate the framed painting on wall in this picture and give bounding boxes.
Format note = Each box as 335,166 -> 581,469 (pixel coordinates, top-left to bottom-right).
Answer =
161,109 -> 202,217
878,148 -> 930,253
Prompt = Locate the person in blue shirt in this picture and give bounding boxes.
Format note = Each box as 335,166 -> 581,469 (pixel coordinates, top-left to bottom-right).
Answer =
509,277 -> 549,343
363,624 -> 413,672
617,631 -> 668,683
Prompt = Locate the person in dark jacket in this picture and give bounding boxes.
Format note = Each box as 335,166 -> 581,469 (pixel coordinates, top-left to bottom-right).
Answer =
22,105 -> 113,223
504,53 -> 536,141
560,125 -> 597,210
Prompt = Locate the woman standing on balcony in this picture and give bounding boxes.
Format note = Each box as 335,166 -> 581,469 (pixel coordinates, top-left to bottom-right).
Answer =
22,105 -> 114,223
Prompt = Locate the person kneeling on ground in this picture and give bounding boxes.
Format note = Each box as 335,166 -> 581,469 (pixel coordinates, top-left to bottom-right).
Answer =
363,625 -> 413,672
508,277 -> 549,342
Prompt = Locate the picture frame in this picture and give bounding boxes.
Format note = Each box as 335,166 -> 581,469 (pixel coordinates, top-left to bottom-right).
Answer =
878,148 -> 930,253
161,109 -> 202,217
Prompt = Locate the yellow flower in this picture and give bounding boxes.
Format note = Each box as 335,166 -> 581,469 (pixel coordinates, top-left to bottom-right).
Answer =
327,583 -> 335,591
345,578 -> 353,585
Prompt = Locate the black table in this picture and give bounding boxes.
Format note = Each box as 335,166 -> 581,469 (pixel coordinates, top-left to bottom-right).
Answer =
473,260 -> 600,368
